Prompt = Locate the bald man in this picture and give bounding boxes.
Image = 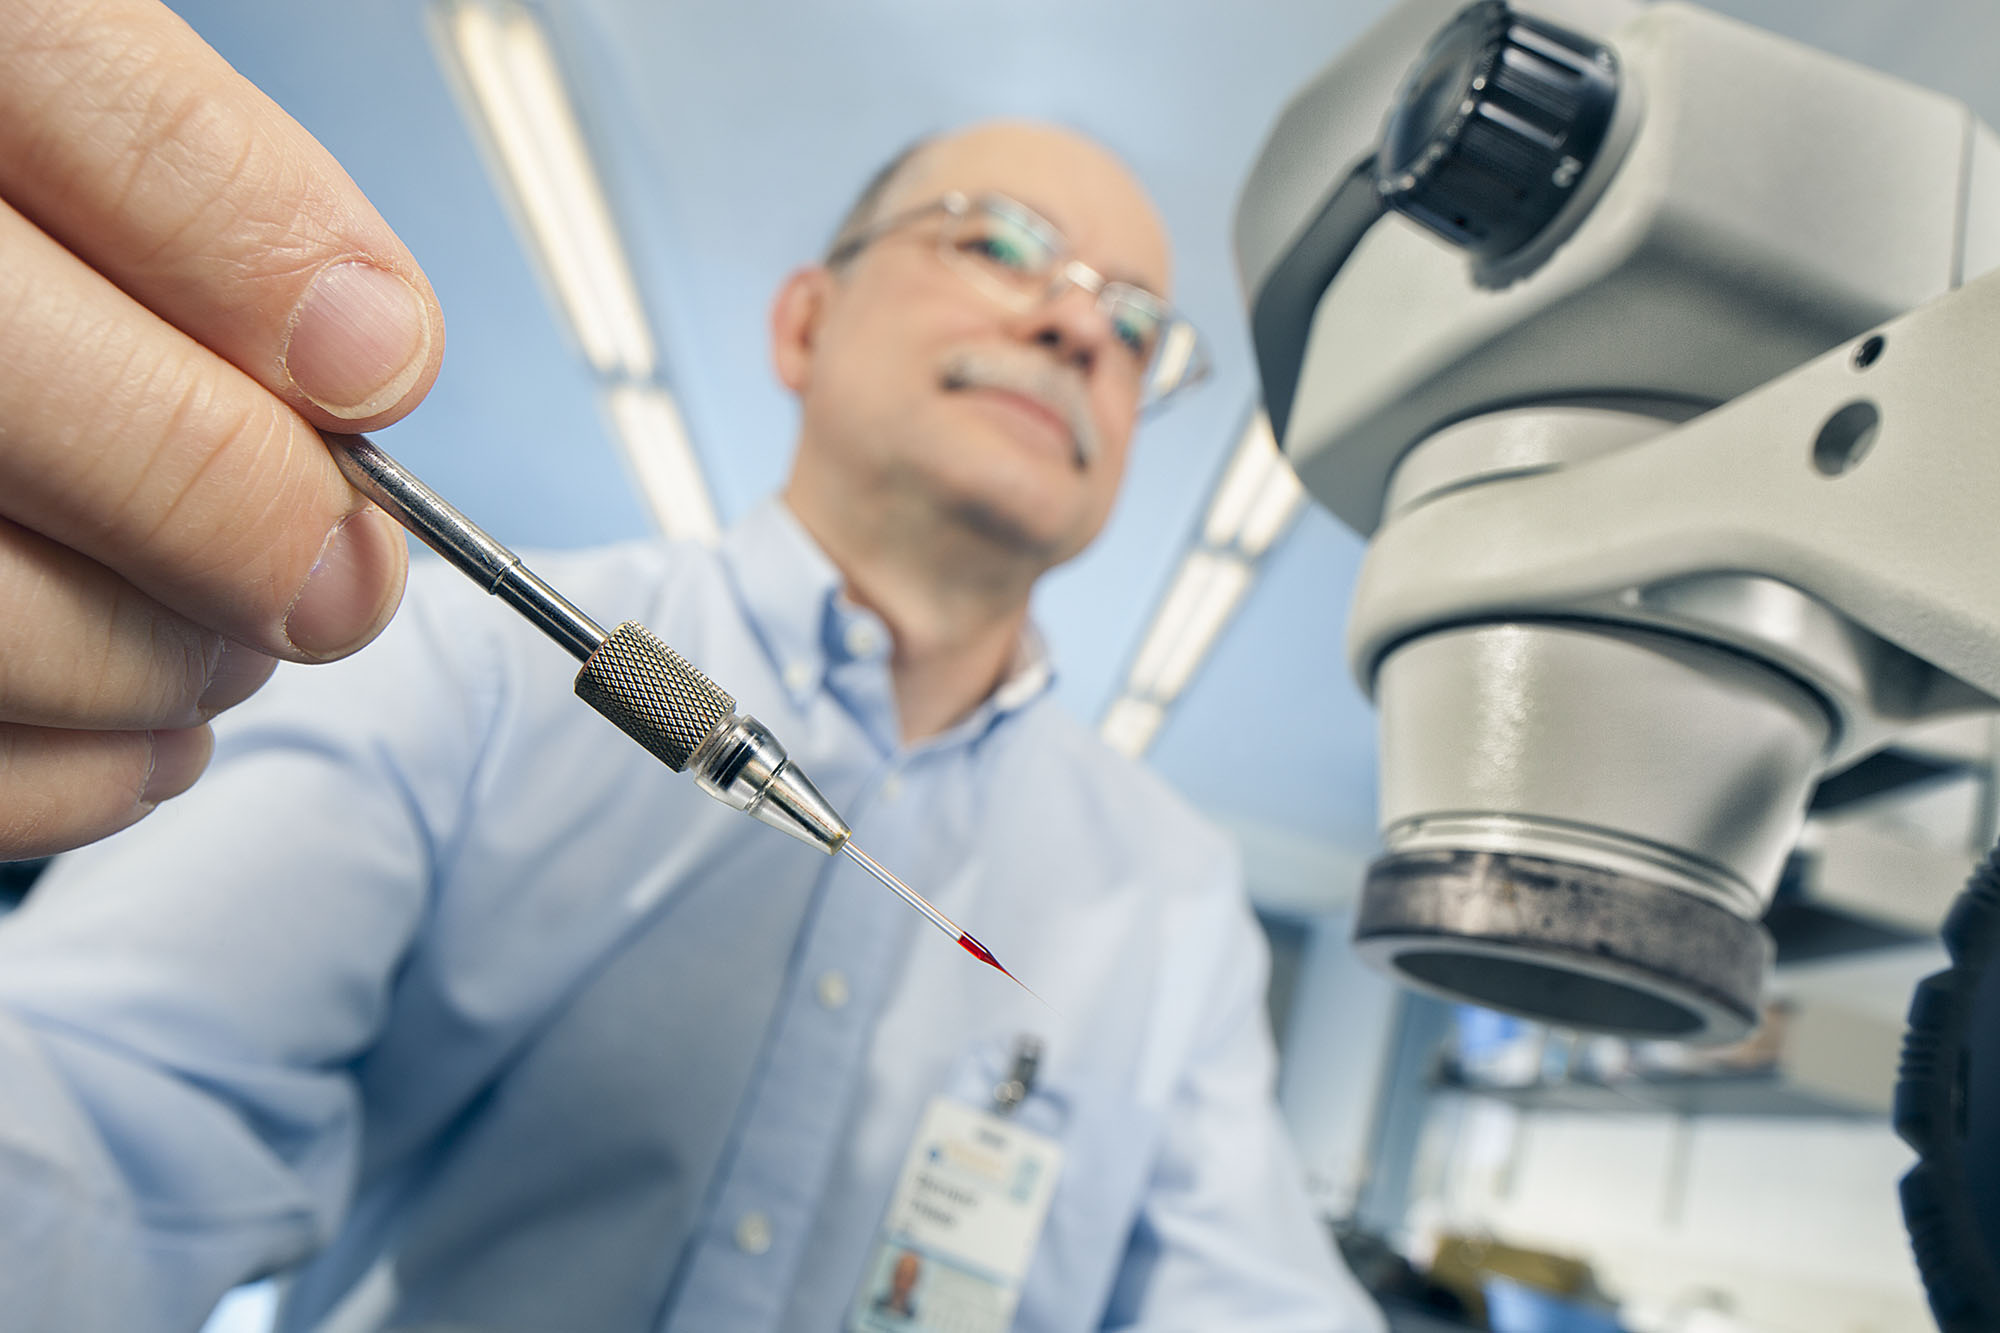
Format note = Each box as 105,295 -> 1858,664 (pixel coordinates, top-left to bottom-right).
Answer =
0,105 -> 1384,1333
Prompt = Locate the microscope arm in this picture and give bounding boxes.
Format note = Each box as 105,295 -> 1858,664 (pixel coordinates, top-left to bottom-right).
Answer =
1349,263 -> 2000,759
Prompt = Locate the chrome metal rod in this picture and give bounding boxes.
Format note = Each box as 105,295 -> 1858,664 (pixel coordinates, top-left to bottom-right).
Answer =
325,433 -> 607,662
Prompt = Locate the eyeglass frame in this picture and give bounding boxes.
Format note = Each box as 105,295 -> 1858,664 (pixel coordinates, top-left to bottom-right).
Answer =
823,189 -> 1212,412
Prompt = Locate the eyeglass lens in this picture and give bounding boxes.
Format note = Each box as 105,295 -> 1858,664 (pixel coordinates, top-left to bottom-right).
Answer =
940,198 -> 1195,403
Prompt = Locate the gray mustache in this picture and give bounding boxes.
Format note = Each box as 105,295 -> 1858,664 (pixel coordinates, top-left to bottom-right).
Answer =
940,350 -> 1099,468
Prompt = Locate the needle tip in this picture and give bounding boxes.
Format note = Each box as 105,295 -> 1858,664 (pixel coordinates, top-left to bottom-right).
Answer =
959,933 -> 1057,1011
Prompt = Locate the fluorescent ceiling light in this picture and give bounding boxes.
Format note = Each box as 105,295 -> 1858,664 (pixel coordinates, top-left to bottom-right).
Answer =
441,0 -> 655,379
1100,411 -> 1305,756
1237,466 -> 1305,558
1202,412 -> 1303,555
605,384 -> 722,545
1201,416 -> 1273,547
1126,550 -> 1252,701
1100,696 -> 1166,758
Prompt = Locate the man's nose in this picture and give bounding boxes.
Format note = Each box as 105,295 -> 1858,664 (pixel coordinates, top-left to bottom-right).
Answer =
1018,284 -> 1110,375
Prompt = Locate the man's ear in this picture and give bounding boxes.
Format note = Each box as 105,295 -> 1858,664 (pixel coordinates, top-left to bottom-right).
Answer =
770,266 -> 831,395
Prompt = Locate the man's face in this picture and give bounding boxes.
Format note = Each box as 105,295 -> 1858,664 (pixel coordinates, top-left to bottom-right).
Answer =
785,125 -> 1173,569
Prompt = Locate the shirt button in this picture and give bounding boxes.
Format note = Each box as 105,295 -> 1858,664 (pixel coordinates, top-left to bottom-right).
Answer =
783,661 -> 814,693
816,970 -> 851,1010
880,773 -> 904,802
734,1210 -> 773,1255
843,621 -> 881,658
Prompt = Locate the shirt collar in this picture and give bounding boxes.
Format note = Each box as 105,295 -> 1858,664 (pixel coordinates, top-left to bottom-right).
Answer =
993,622 -> 1053,713
720,498 -> 843,712
719,496 -> 1057,726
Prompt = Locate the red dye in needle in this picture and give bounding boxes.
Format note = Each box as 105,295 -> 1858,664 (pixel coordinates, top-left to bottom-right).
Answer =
959,932 -> 1052,1009
842,840 -> 1051,1006
958,932 -> 1011,978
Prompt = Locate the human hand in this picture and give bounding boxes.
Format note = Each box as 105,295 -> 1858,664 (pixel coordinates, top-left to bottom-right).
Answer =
1,0 -> 444,857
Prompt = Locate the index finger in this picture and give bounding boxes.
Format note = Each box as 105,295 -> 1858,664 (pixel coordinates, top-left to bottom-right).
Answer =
0,0 -> 445,431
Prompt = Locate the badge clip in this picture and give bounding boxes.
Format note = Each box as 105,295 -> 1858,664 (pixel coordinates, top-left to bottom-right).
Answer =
990,1034 -> 1043,1115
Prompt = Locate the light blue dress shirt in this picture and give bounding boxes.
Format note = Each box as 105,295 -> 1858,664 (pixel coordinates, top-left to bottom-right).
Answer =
0,500 -> 1382,1333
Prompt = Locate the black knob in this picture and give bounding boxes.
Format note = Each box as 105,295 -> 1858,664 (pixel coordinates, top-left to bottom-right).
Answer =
1375,0 -> 1619,259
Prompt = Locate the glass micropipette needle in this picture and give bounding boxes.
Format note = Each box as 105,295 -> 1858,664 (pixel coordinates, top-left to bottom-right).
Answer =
840,842 -> 1048,1005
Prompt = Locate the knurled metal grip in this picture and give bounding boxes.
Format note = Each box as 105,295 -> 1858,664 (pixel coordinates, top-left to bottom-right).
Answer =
574,621 -> 734,771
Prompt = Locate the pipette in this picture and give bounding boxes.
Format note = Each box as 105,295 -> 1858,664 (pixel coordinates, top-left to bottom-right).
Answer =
322,433 -> 1028,991
839,842 -> 1034,989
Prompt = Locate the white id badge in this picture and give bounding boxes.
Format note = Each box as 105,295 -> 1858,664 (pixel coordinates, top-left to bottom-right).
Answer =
847,1096 -> 1063,1333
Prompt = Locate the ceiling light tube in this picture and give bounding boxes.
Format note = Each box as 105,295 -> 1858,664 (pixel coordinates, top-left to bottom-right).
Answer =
1148,552 -> 1251,699
1126,550 -> 1254,702
1236,466 -> 1305,557
1101,696 -> 1167,758
442,0 -> 655,379
1202,414 -> 1279,549
605,383 -> 721,545
1127,551 -> 1223,698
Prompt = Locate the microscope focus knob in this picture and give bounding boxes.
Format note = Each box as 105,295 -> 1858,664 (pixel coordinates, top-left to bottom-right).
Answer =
1375,0 -> 1619,259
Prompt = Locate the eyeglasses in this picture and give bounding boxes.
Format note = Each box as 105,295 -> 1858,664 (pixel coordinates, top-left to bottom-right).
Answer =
826,191 -> 1212,412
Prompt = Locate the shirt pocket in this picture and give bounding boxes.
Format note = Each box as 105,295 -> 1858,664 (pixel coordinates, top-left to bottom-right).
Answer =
939,1035 -> 1167,1333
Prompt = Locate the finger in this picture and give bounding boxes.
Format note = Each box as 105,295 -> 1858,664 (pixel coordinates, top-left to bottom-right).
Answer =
0,723 -> 211,861
0,0 -> 444,431
0,196 -> 409,662
0,517 -> 276,731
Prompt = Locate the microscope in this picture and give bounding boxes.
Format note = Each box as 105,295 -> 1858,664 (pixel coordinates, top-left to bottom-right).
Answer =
1235,0 -> 2000,1323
